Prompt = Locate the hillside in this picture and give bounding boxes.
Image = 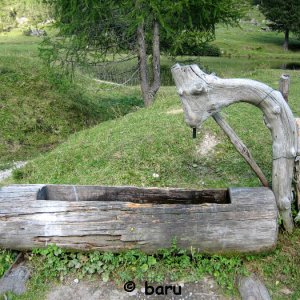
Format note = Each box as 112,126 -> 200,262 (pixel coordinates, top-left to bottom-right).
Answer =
13,64 -> 300,188
0,31 -> 142,169
0,54 -> 98,164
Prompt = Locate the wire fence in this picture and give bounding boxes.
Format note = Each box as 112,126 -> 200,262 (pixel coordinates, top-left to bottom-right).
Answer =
80,47 -> 208,89
87,58 -> 177,87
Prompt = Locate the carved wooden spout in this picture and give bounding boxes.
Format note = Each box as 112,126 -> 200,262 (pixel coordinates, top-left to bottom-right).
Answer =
171,64 -> 298,232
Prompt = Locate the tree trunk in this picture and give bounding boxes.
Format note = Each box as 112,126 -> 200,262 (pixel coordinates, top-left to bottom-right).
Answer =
137,21 -> 161,107
137,22 -> 150,106
149,20 -> 160,102
283,29 -> 289,51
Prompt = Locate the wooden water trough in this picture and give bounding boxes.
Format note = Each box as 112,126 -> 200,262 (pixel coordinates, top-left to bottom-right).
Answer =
0,184 -> 278,253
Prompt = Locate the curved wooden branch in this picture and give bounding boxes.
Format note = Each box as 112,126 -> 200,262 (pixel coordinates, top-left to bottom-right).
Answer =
171,64 -> 298,232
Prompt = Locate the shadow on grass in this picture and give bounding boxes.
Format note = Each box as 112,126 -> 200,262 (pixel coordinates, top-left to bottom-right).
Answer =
251,32 -> 300,50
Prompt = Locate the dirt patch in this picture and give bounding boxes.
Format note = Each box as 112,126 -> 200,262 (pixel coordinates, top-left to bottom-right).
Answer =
166,109 -> 183,115
47,277 -> 233,300
196,133 -> 219,156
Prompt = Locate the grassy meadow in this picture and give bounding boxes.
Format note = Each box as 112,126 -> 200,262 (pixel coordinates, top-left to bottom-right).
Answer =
1,5 -> 300,299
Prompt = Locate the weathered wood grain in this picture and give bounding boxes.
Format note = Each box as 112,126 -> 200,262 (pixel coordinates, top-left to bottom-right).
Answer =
295,118 -> 300,210
171,64 -> 297,232
279,74 -> 290,102
0,184 -> 278,253
43,184 -> 228,204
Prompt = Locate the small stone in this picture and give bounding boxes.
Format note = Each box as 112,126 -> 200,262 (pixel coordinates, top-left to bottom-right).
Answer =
0,264 -> 30,295
16,17 -> 29,25
239,276 -> 271,300
74,278 -> 79,284
192,164 -> 198,168
29,28 -> 47,36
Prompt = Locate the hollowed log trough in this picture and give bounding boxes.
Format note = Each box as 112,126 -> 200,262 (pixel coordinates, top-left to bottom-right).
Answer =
0,184 -> 278,253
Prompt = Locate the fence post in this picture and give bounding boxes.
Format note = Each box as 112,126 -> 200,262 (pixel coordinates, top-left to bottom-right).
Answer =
279,74 -> 290,102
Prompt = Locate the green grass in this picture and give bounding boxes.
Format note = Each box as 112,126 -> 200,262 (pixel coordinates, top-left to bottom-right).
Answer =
0,250 -> 17,278
0,30 -> 40,57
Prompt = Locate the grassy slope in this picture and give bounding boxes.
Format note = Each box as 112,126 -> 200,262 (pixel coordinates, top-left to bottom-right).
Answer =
0,30 -> 142,168
14,68 -> 300,188
9,85 -> 271,187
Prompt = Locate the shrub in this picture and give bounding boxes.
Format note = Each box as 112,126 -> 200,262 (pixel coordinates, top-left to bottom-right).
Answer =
0,250 -> 17,277
173,43 -> 221,57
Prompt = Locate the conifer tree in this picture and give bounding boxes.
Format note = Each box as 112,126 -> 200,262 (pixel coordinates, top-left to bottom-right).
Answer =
43,0 -> 247,106
259,0 -> 300,51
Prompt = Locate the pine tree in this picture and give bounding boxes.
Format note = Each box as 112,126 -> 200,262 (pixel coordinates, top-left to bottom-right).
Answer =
42,0 -> 247,106
259,0 -> 300,51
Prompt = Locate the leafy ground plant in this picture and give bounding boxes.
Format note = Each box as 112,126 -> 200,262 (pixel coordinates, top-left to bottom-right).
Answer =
28,241 -> 246,293
0,250 -> 17,277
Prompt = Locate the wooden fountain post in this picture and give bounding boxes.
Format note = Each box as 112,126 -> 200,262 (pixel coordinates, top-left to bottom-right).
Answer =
171,64 -> 298,232
277,74 -> 300,210
295,119 -> 300,209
